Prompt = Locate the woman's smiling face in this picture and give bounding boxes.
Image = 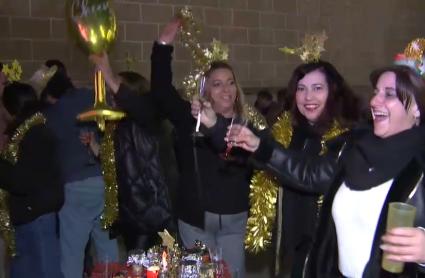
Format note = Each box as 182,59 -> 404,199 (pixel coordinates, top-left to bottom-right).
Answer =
295,69 -> 329,124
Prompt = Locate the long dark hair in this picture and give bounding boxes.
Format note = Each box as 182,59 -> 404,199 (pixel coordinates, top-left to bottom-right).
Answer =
40,60 -> 74,102
370,65 -> 425,125
3,82 -> 40,132
118,71 -> 150,95
287,61 -> 360,133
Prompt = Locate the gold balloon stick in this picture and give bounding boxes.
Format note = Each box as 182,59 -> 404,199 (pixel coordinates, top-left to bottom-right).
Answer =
77,70 -> 125,131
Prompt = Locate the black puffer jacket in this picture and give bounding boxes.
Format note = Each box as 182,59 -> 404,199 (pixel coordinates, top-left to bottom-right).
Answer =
114,118 -> 174,234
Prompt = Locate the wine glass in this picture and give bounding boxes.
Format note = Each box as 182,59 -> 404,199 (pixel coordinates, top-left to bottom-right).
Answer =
222,115 -> 248,160
192,75 -> 206,138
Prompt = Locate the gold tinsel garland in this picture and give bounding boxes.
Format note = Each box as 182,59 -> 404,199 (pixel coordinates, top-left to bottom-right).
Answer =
177,7 -> 229,100
99,122 -> 119,229
245,112 -> 292,253
245,112 -> 347,253
244,104 -> 267,131
0,112 -> 46,256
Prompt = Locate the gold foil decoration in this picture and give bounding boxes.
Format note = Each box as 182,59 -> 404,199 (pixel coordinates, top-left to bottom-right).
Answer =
76,70 -> 125,131
177,7 -> 229,100
244,104 -> 267,131
2,60 -> 22,82
404,38 -> 425,63
99,122 -> 119,229
279,31 -> 328,63
70,0 -> 117,54
70,0 -> 125,131
245,112 -> 347,253
0,112 -> 46,256
245,112 -> 292,253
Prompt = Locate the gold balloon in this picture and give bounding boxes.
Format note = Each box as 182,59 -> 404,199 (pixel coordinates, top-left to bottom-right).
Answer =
70,0 -> 125,131
70,0 -> 117,54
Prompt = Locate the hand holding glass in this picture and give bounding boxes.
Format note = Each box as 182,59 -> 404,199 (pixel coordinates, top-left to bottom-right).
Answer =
193,75 -> 206,137
382,202 -> 416,273
223,115 -> 248,159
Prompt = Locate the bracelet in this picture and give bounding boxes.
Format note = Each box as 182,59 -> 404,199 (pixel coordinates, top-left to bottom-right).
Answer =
158,40 -> 168,45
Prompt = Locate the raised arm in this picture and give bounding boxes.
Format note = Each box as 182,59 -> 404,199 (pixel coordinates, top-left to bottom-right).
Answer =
150,18 -> 193,132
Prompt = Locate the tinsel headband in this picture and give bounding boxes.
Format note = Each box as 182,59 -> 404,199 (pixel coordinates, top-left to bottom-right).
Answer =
177,7 -> 229,99
279,30 -> 328,63
394,38 -> 425,76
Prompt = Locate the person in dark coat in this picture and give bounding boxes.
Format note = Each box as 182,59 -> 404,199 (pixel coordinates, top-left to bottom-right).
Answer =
0,82 -> 63,278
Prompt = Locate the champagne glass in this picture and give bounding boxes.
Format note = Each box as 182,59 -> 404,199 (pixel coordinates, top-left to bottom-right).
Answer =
208,247 -> 223,277
193,75 -> 206,138
222,115 -> 248,160
381,202 -> 416,273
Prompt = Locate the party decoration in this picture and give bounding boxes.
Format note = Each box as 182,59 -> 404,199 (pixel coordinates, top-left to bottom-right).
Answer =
243,104 -> 267,131
245,112 -> 347,253
28,65 -> 58,97
404,38 -> 425,63
279,31 -> 327,63
245,112 -> 292,253
99,122 -> 119,229
2,60 -> 22,82
158,229 -> 175,250
177,7 -> 229,100
394,39 -> 425,76
70,0 -> 125,131
70,0 -> 116,54
0,112 -> 46,256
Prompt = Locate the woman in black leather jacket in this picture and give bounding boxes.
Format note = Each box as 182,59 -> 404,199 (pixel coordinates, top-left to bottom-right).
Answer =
228,65 -> 425,277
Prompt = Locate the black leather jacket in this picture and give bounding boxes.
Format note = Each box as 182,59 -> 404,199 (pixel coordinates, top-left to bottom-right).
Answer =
253,128 -> 425,277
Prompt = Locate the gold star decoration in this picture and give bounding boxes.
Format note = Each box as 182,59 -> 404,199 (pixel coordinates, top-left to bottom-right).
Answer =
279,30 -> 328,63
158,229 -> 175,250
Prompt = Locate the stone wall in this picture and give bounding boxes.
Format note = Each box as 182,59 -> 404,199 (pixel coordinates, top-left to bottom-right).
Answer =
0,0 -> 424,96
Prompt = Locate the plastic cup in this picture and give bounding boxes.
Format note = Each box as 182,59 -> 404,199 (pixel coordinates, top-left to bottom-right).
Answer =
382,202 -> 416,273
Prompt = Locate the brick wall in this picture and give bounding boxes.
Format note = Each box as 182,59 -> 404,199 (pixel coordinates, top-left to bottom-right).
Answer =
0,0 -> 424,95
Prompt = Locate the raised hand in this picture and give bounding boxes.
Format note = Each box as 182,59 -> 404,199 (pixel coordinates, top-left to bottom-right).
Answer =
158,17 -> 182,45
381,227 -> 425,264
225,124 -> 260,153
191,97 -> 217,128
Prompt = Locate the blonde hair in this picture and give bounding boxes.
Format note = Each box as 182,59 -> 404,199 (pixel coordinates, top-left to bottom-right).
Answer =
204,61 -> 246,117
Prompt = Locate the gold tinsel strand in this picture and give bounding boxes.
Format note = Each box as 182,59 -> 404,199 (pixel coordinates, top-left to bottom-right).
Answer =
177,7 -> 229,100
245,113 -> 348,253
0,112 -> 46,256
99,122 -> 119,229
244,104 -> 267,131
245,112 -> 292,253
404,38 -> 425,63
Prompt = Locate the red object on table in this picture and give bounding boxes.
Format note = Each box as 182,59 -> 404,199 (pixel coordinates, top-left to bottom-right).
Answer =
91,261 -> 232,278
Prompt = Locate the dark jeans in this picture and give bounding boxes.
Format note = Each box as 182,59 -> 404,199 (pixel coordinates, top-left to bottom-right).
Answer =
11,213 -> 63,278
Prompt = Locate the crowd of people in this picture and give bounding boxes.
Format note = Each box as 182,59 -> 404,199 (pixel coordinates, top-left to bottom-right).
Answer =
0,14 -> 424,278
